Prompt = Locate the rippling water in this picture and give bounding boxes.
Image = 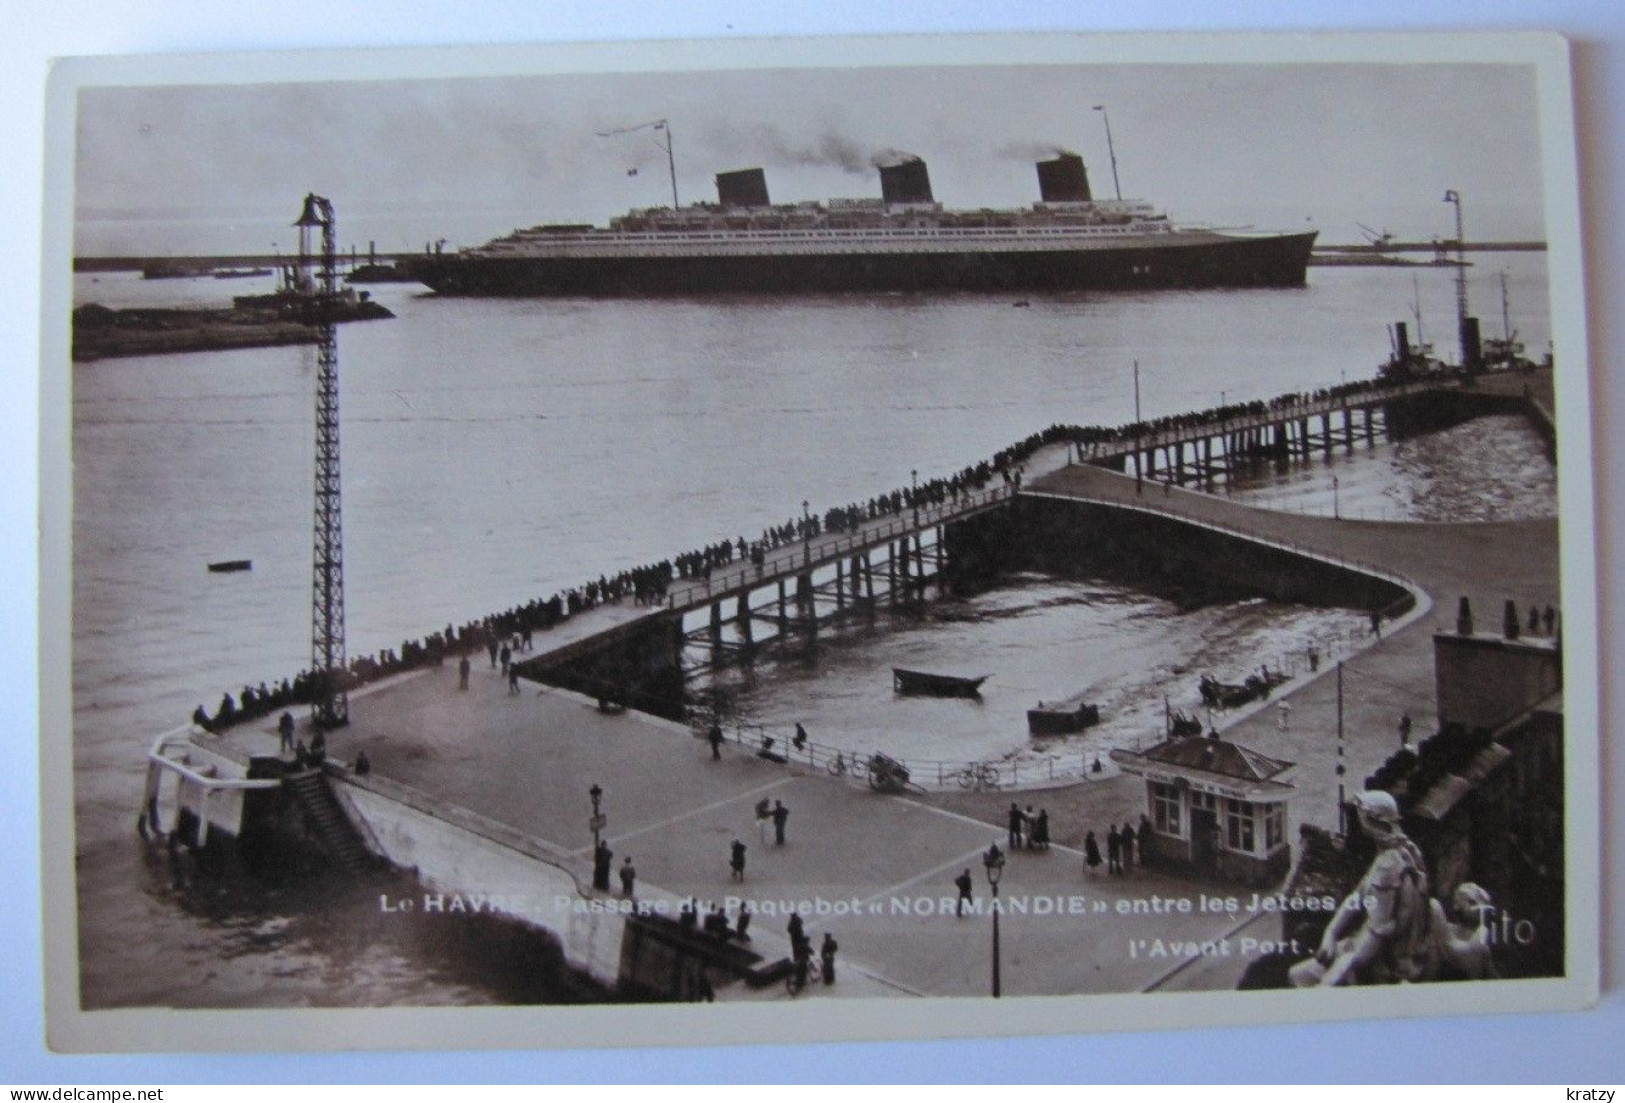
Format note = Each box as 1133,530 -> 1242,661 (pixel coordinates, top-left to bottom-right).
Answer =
69,255 -> 1554,1007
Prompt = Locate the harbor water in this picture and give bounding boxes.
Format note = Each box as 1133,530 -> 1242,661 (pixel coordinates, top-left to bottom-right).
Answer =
69,255 -> 1555,1007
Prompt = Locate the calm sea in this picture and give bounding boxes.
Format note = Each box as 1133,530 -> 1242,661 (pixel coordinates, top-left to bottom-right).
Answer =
68,255 -> 1554,1007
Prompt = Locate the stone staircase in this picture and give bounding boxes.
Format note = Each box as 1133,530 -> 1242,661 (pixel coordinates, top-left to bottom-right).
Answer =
284,768 -> 373,872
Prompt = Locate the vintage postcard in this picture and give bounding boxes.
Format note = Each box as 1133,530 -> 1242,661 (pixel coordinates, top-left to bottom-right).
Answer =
39,31 -> 1598,1052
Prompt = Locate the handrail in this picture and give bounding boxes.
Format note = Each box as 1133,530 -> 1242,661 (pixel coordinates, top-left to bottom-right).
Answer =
663,484 -> 1012,611
1075,378 -> 1460,461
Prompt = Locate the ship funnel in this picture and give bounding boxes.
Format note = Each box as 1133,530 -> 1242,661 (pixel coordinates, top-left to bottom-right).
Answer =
716,168 -> 771,208
1036,152 -> 1092,203
878,156 -> 933,205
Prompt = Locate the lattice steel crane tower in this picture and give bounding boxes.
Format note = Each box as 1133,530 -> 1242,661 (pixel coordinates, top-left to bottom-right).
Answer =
294,193 -> 349,727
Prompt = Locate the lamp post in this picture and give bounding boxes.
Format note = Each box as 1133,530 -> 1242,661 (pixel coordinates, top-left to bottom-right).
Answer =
911,469 -> 919,524
802,499 -> 811,567
983,842 -> 1006,998
588,783 -> 606,853
1332,475 -> 1341,520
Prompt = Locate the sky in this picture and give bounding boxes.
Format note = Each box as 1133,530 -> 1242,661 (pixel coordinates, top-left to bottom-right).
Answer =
73,60 -> 1548,256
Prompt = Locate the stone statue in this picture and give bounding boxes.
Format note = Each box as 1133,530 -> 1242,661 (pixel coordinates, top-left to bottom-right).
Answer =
1430,881 -> 1500,981
1291,790 -> 1436,986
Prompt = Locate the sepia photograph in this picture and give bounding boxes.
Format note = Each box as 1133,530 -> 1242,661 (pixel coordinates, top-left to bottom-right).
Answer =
38,31 -> 1599,1055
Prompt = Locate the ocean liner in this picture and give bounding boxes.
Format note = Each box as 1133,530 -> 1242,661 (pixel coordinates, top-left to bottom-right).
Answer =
406,152 -> 1317,296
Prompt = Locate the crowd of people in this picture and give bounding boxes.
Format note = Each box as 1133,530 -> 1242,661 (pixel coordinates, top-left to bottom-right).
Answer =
1072,375 -> 1419,459
198,379 -> 1415,736
190,418 -> 1081,734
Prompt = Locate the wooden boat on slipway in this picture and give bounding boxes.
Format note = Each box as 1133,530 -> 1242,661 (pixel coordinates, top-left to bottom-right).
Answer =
892,668 -> 989,698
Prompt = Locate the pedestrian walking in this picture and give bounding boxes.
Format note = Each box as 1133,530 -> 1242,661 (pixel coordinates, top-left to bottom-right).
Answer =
1024,805 -> 1037,850
735,903 -> 752,942
1034,809 -> 1050,851
1399,710 -> 1413,746
499,643 -> 511,675
486,638 -> 498,669
755,798 -> 772,843
793,722 -> 809,752
1107,825 -> 1122,874
1370,609 -> 1382,638
458,653 -> 471,690
772,799 -> 790,846
1084,831 -> 1102,876
820,932 -> 838,985
593,841 -> 613,892
1120,820 -> 1136,870
1007,802 -> 1024,849
619,856 -> 636,897
708,721 -> 724,760
508,665 -> 521,695
730,838 -> 747,881
1308,645 -> 1320,673
1138,815 -> 1154,867
277,711 -> 296,755
787,913 -> 806,955
954,869 -> 974,917
1543,605 -> 1556,635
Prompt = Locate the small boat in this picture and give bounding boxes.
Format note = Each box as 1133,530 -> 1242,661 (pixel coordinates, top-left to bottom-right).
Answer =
1027,695 -> 1101,736
893,667 -> 989,698
207,559 -> 252,573
213,267 -> 274,279
1198,667 -> 1289,710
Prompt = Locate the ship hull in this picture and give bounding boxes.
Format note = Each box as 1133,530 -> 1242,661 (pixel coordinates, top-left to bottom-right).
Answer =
406,232 -> 1317,297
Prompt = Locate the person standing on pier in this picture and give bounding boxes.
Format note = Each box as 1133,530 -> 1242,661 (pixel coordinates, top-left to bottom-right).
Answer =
730,839 -> 747,882
1007,803 -> 1024,849
820,932 -> 838,985
1107,825 -> 1122,874
593,841 -> 613,892
772,800 -> 790,846
1085,831 -> 1102,876
955,869 -> 974,916
277,711 -> 296,755
619,856 -> 636,898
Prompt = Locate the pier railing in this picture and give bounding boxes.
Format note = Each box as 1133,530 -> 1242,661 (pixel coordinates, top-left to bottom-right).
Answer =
1075,377 -> 1459,462
662,483 -> 1013,612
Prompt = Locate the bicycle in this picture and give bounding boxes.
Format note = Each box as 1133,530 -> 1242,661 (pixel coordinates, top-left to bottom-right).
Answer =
957,762 -> 1002,791
785,956 -> 823,996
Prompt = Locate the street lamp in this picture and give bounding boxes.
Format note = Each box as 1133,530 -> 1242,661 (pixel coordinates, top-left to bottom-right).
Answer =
911,469 -> 919,524
588,783 -> 606,853
983,842 -> 1006,998
1332,475 -> 1341,520
802,499 -> 812,566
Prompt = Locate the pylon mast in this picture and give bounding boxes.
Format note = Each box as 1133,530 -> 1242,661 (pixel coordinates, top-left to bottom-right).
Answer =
295,193 -> 349,728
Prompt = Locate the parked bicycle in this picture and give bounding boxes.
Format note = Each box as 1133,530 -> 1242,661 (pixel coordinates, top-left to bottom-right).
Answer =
957,761 -> 1002,791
